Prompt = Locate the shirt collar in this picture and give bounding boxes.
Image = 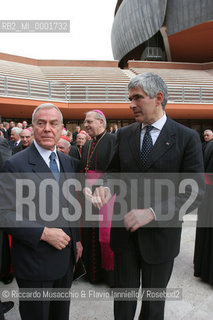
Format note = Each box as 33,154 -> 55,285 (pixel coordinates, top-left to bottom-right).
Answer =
33,140 -> 58,163
142,113 -> 167,131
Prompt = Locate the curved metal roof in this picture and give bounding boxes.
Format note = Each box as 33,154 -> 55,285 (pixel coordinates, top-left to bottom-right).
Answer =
112,0 -> 213,63
111,0 -> 167,61
166,0 -> 213,35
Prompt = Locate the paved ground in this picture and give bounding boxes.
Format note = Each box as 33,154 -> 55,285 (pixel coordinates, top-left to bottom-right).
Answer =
2,214 -> 213,320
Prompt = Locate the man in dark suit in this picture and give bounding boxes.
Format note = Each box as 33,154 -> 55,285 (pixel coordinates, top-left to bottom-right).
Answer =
202,129 -> 213,164
12,128 -> 34,154
69,132 -> 87,160
0,137 -> 14,319
0,103 -> 82,320
0,136 -> 12,165
0,122 -> 9,140
94,73 -> 204,320
9,127 -> 22,149
112,123 -> 118,134
72,125 -> 81,145
194,128 -> 213,284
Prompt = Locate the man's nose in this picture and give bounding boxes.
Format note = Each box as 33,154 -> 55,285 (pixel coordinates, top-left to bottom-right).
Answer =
129,100 -> 136,109
44,122 -> 51,131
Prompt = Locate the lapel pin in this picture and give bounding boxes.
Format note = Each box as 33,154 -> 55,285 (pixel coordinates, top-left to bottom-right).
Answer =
166,142 -> 170,146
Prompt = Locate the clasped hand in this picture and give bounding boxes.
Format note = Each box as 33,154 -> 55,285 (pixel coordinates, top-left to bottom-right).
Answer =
83,186 -> 111,209
124,209 -> 155,232
83,187 -> 154,232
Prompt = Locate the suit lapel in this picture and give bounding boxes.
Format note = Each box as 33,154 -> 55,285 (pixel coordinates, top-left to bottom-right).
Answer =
145,118 -> 176,170
127,122 -> 142,169
58,151 -> 76,180
28,143 -> 52,180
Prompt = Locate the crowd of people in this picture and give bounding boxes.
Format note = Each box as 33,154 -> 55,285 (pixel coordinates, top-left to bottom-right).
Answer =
0,72 -> 211,320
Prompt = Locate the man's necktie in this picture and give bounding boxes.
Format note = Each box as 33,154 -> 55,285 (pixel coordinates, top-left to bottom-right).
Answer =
49,152 -> 60,181
140,125 -> 153,168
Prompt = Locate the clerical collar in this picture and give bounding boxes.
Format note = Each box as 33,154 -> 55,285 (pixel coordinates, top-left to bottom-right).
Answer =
93,131 -> 106,141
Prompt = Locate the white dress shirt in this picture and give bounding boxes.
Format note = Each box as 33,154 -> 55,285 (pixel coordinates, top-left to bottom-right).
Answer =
140,113 -> 167,150
140,113 -> 167,219
33,140 -> 60,171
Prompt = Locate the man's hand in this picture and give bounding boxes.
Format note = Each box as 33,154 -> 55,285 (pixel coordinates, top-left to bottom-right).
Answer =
92,186 -> 111,209
124,209 -> 154,232
76,241 -> 83,263
83,187 -> 93,202
41,227 -> 71,250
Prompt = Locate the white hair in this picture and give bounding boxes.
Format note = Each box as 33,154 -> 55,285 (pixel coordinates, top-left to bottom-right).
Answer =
32,103 -> 63,123
11,127 -> 22,136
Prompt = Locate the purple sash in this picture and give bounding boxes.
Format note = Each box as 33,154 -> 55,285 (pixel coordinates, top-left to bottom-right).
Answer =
86,170 -> 115,271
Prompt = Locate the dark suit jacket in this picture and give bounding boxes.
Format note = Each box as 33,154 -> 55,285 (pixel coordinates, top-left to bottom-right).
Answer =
8,140 -> 18,149
0,137 -> 12,273
12,143 -> 23,155
0,128 -> 9,140
108,118 -> 204,264
69,145 -> 81,160
0,137 -> 12,167
0,142 -> 80,281
203,139 -> 213,172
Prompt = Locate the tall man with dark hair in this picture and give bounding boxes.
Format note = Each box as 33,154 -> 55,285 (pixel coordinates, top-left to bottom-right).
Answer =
94,73 -> 204,320
0,103 -> 82,320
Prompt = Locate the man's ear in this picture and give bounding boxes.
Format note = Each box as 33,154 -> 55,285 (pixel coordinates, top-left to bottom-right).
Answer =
99,119 -> 104,126
156,91 -> 164,106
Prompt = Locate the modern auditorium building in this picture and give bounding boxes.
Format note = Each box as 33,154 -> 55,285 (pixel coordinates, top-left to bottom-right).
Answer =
0,0 -> 213,133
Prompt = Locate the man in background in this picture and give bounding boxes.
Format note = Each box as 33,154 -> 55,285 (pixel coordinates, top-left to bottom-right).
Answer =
81,110 -> 116,286
69,132 -> 87,160
12,128 -> 34,154
56,136 -> 71,155
72,125 -> 81,145
112,123 -> 118,134
9,127 -> 22,149
202,129 -> 213,153
22,120 -> 28,129
7,121 -> 15,139
0,122 -> 9,140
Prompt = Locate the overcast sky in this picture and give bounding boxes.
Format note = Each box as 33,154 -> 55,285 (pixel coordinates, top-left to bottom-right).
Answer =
0,0 -> 117,60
